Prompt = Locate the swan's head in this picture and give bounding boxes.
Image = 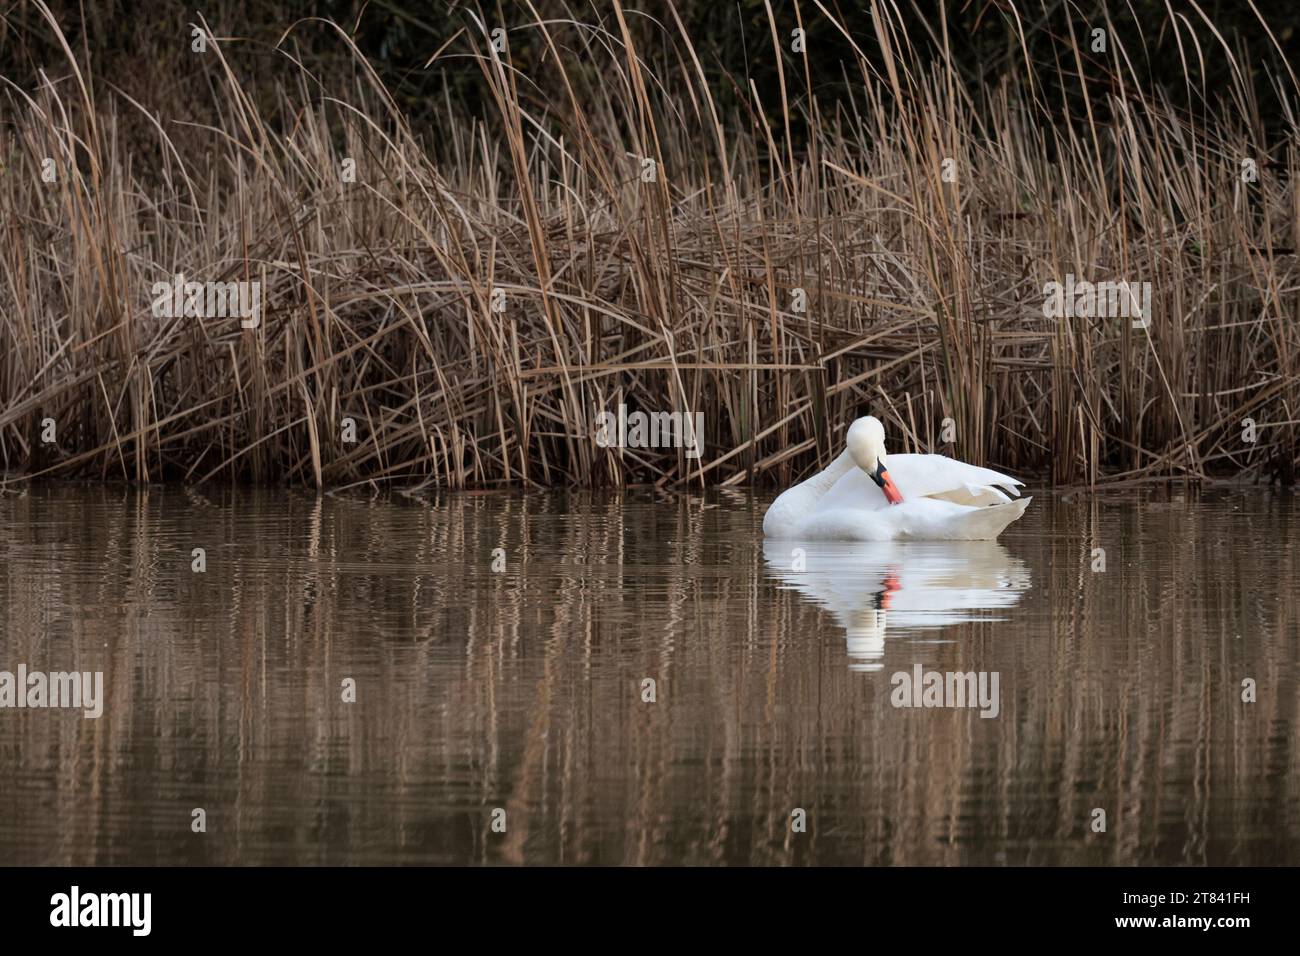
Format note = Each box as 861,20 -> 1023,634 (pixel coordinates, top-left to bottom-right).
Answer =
846,416 -> 904,504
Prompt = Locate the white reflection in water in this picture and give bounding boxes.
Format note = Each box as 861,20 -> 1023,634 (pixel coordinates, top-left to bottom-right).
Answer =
762,539 -> 1032,671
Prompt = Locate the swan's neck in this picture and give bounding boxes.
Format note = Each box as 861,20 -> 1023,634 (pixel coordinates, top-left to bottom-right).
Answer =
807,450 -> 855,495
762,450 -> 857,538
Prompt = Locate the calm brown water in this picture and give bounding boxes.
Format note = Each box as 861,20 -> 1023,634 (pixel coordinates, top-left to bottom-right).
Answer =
0,484 -> 1296,865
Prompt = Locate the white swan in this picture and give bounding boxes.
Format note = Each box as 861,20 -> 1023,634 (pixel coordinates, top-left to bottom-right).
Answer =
763,416 -> 1031,541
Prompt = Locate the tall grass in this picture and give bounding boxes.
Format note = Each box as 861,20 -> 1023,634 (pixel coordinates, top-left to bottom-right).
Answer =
1,1 -> 1297,489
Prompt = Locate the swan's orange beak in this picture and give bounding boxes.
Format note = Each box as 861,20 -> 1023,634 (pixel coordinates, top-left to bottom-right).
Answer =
873,463 -> 904,505
880,470 -> 904,505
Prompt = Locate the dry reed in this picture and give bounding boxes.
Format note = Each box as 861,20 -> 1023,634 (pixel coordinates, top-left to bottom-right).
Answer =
1,1 -> 1297,489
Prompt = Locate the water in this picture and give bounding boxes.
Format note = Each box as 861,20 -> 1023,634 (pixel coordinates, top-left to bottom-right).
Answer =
0,483 -> 1296,865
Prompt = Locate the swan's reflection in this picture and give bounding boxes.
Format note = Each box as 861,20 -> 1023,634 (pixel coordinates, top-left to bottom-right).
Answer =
762,540 -> 1032,671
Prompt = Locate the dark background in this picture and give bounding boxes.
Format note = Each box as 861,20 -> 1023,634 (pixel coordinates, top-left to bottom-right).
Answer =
2,1 -> 1296,143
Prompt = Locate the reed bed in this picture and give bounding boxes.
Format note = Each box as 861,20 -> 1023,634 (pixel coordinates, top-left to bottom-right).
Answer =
1,1 -> 1297,489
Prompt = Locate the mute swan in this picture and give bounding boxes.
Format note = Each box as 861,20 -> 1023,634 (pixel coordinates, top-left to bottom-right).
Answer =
763,416 -> 1031,541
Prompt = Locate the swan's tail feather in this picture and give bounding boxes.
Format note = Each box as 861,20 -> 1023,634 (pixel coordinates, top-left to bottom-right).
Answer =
941,497 -> 1031,540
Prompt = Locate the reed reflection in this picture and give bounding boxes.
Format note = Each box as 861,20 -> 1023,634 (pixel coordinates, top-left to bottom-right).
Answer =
0,485 -> 1297,865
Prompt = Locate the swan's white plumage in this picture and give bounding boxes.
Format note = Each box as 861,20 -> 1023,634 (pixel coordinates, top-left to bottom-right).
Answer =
762,418 -> 1031,541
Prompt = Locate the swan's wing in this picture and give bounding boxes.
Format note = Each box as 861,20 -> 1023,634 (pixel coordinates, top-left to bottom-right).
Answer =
927,486 -> 1012,507
884,454 -> 1022,503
